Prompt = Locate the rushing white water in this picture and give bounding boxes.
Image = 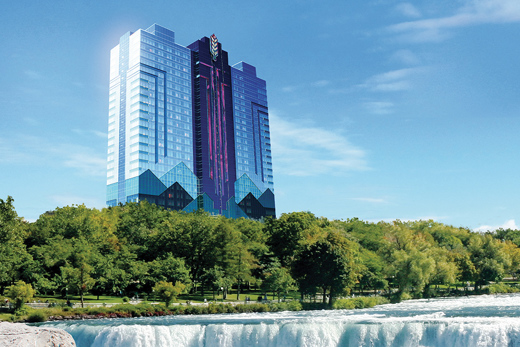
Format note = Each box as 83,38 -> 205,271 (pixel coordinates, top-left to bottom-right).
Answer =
40,294 -> 520,346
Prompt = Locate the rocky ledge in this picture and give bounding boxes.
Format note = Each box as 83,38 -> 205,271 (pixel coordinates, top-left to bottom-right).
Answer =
0,321 -> 76,346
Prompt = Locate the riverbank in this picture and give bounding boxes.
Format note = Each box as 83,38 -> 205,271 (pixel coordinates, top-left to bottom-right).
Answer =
1,296 -> 389,323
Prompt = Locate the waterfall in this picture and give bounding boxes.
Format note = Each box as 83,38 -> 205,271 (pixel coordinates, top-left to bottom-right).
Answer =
41,294 -> 520,347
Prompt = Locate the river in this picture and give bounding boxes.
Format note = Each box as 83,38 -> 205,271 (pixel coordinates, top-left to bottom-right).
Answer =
40,293 -> 520,346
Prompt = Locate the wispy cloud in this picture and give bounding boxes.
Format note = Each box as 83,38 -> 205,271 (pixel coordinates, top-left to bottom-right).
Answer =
394,3 -> 422,18
474,219 -> 518,232
359,68 -> 421,92
24,70 -> 42,79
0,134 -> 105,177
72,128 -> 107,138
282,79 -> 332,93
23,117 -> 40,126
388,0 -> 520,42
312,80 -> 330,87
391,49 -> 420,65
270,112 -> 368,176
364,101 -> 394,115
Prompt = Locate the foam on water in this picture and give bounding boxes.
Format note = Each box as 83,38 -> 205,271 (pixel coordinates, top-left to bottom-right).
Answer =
40,294 -> 520,347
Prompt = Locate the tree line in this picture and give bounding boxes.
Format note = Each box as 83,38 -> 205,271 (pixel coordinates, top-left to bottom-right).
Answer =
2,195 -> 520,307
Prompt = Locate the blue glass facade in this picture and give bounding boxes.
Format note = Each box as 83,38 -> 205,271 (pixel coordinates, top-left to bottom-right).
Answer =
107,24 -> 274,219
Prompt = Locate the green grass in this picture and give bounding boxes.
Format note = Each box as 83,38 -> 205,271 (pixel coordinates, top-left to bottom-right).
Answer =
0,313 -> 12,322
181,290 -> 300,303
29,289 -> 302,306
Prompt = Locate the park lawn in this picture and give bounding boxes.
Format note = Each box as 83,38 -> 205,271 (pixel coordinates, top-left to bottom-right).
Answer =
180,290 -> 300,303
24,290 -> 302,307
34,295 -> 133,304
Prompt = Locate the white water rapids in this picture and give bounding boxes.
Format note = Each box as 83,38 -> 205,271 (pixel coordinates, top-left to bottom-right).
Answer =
40,294 -> 520,346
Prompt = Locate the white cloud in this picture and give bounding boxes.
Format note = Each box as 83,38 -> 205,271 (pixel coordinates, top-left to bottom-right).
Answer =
474,219 -> 518,232
312,80 -> 330,87
0,134 -> 105,177
359,68 -> 420,92
63,153 -> 106,177
72,128 -> 108,138
391,49 -> 420,65
22,117 -> 40,127
364,101 -> 394,115
24,70 -> 42,79
270,112 -> 368,176
388,0 -> 520,42
282,80 -> 331,92
395,3 -> 422,18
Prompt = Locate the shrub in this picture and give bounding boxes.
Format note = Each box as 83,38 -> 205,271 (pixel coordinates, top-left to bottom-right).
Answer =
269,302 -> 288,312
333,296 -> 389,310
332,299 -> 355,310
287,300 -> 302,311
169,305 -> 185,315
27,311 -> 48,323
185,305 -> 208,315
5,281 -> 35,311
153,281 -> 186,307
122,296 -> 130,303
487,283 -> 520,294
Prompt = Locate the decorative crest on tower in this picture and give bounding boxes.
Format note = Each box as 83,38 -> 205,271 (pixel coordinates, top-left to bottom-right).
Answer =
210,34 -> 218,61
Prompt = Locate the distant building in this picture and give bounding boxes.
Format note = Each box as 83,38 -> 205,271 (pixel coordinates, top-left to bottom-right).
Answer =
106,24 -> 274,219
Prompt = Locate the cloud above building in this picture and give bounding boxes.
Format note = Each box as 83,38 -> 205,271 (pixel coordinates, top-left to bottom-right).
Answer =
388,0 -> 520,42
270,113 -> 368,176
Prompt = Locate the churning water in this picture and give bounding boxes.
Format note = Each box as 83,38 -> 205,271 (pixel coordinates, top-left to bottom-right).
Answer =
40,294 -> 520,346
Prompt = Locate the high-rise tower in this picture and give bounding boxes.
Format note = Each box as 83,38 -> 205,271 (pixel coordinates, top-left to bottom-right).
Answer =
107,24 -> 274,219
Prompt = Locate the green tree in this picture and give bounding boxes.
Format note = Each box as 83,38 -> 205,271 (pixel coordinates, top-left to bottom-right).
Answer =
261,266 -> 296,301
0,196 -> 31,291
468,234 -> 511,289
266,212 -> 319,267
214,220 -> 257,300
153,281 -> 186,306
382,221 -> 436,299
60,237 -> 97,307
5,280 -> 35,311
389,249 -> 435,298
166,211 -> 219,294
293,230 -> 359,307
148,254 -> 192,289
203,266 -> 228,300
357,248 -> 388,294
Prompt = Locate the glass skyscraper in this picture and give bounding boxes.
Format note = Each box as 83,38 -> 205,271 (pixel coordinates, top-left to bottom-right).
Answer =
107,24 -> 274,219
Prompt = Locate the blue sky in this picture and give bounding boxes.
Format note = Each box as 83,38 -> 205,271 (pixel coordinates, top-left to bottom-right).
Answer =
1,0 -> 519,231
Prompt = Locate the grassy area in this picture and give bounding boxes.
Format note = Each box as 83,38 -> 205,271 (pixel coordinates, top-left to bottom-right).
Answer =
0,295 -> 396,323
0,313 -> 12,321
34,294 -> 129,304
181,290 -> 300,303
0,301 -> 306,323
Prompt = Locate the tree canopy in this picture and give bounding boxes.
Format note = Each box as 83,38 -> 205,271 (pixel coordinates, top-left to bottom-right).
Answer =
1,196 -> 519,304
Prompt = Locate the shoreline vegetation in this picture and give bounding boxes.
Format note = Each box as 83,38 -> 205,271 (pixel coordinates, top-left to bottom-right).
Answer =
4,297 -> 392,323
3,196 -> 520,324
